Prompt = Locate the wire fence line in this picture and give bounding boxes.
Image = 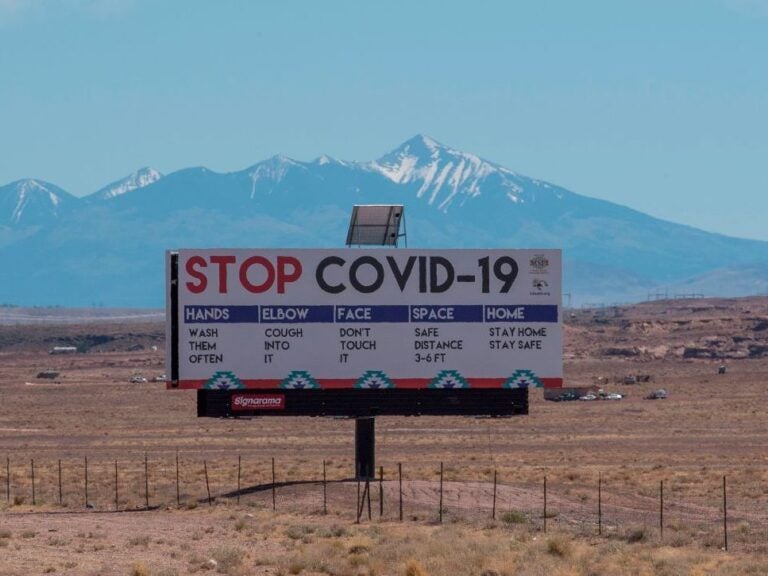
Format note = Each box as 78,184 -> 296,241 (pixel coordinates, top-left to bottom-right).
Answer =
3,454 -> 767,551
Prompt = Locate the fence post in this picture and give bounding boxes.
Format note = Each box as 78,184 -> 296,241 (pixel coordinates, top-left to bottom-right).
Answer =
659,479 -> 664,540
5,457 -> 9,504
237,455 -> 241,505
439,462 -> 444,524
204,460 -> 212,506
598,472 -> 602,536
366,479 -> 372,520
398,462 -> 403,522
58,459 -> 62,506
114,460 -> 119,511
322,459 -> 327,515
491,469 -> 497,520
31,459 -> 35,506
723,475 -> 728,551
379,466 -> 384,518
175,451 -> 180,507
84,456 -> 88,507
356,478 -> 361,524
544,475 -> 548,533
144,453 -> 150,509
271,457 -> 276,512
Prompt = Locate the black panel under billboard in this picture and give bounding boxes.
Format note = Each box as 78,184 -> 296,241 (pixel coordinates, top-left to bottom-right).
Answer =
197,388 -> 528,418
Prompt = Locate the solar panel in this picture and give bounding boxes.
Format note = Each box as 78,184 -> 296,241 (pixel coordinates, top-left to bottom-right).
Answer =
345,205 -> 406,247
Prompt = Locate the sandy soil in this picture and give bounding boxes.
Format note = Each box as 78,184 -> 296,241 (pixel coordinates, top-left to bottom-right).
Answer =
1,297 -> 768,574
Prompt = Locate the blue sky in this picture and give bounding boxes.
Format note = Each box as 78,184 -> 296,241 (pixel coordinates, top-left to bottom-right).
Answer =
1,0 -> 767,240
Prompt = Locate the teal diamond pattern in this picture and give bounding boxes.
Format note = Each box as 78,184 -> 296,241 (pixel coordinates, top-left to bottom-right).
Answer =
429,370 -> 470,389
204,371 -> 245,390
280,371 -> 320,389
355,371 -> 395,389
503,370 -> 542,388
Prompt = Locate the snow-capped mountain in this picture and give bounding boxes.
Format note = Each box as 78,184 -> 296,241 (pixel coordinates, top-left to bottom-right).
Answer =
0,179 -> 76,227
369,135 -> 529,211
0,135 -> 766,307
89,167 -> 163,201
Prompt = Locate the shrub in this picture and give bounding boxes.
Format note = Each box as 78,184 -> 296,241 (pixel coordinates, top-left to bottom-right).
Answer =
128,535 -> 151,547
210,546 -> 245,574
500,511 -> 526,525
130,563 -> 150,576
546,536 -> 572,558
624,527 -> 647,543
404,559 -> 429,576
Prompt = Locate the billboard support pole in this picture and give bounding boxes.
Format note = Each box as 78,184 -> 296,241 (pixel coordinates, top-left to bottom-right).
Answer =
355,417 -> 375,481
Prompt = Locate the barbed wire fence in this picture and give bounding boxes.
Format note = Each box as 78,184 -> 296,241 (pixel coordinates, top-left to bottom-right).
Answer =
3,454 -> 767,551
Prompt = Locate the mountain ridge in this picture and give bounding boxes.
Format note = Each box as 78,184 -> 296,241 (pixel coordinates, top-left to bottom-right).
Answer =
1,135 -> 766,307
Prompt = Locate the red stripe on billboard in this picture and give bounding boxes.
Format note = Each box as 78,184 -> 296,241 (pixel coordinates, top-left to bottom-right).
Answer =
168,377 -> 563,390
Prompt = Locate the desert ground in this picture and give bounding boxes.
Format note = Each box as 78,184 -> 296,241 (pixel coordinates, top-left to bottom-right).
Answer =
1,298 -> 768,575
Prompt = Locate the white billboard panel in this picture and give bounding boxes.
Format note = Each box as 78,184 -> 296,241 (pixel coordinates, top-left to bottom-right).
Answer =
166,249 -> 562,390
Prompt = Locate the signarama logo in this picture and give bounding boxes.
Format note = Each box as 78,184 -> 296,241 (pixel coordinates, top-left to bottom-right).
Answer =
231,394 -> 285,410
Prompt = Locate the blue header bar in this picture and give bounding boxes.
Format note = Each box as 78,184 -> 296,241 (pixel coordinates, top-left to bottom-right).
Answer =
484,305 -> 558,323
260,305 -> 335,323
184,305 -> 259,323
335,305 -> 410,323
183,304 -> 558,324
410,305 -> 484,323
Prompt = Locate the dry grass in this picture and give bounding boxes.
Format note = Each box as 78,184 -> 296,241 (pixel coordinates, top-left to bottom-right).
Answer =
2,299 -> 768,574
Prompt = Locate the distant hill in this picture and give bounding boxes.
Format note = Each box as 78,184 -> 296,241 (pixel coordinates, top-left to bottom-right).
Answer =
1,135 -> 767,306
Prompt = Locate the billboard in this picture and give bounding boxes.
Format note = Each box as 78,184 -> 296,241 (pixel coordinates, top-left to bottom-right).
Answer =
166,249 -> 562,416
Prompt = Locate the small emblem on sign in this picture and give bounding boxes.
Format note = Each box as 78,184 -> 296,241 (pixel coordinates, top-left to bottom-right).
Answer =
355,371 -> 395,389
280,371 -> 320,389
204,371 -> 245,390
503,370 -> 542,388
429,370 -> 470,389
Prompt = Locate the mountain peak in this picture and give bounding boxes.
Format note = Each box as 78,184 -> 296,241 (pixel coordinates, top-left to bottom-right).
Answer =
369,135 -> 519,211
382,134 -> 446,161
312,154 -> 348,167
0,178 -> 74,226
91,167 -> 163,200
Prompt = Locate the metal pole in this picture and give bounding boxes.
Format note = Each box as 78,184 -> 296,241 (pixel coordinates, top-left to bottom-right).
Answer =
356,477 -> 361,524
144,453 -> 149,509
355,417 -> 375,480
322,460 -> 327,515
366,479 -> 372,520
723,475 -> 728,551
492,469 -> 497,520
84,456 -> 88,507
378,466 -> 384,518
659,479 -> 664,539
544,475 -> 548,533
114,460 -> 119,511
271,457 -> 276,512
237,455 -> 241,505
598,472 -> 604,536
58,459 -> 62,506
175,451 -> 180,507
31,459 -> 35,506
439,462 -> 444,524
5,457 -> 9,504
204,460 -> 212,506
398,462 -> 403,522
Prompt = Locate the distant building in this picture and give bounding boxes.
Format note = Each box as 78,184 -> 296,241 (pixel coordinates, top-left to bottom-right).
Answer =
49,346 -> 77,355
